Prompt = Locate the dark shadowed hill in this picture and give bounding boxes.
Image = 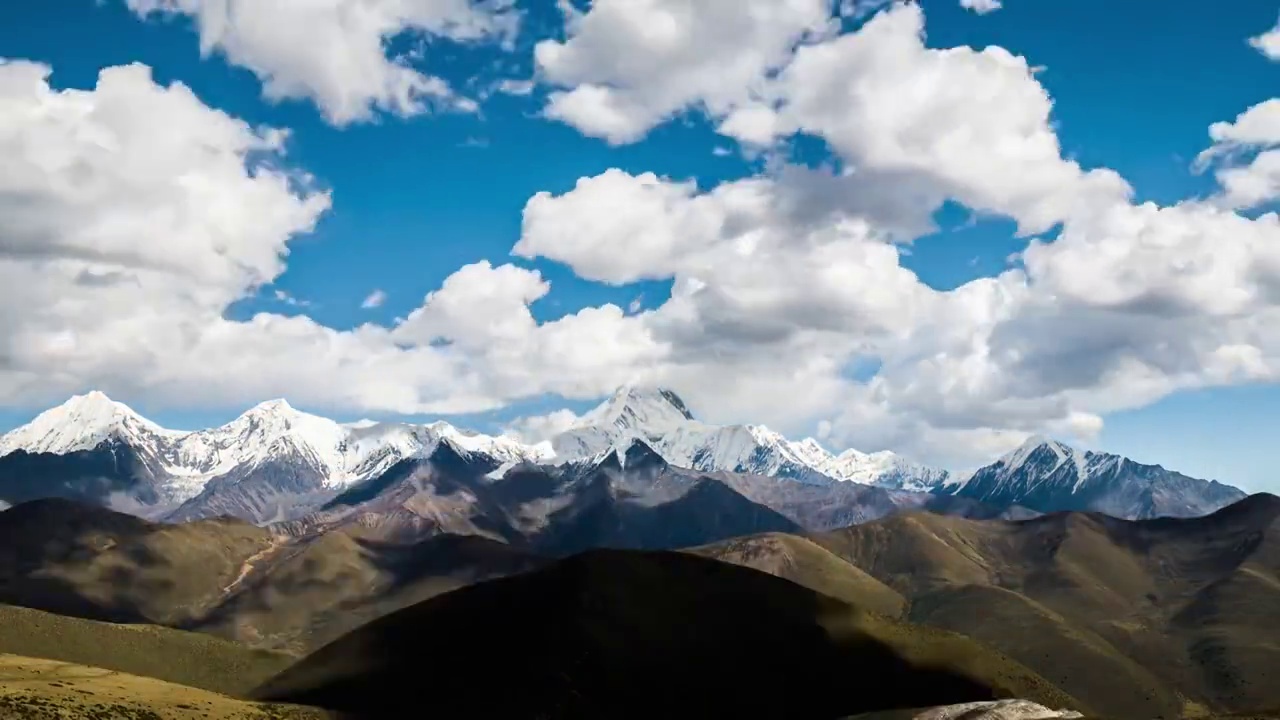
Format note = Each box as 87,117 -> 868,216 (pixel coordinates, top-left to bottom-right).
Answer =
254,549 -> 1077,720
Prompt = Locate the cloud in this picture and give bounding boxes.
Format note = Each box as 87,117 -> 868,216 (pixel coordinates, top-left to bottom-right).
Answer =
503,408 -> 580,443
494,78 -> 535,96
510,2 -> 1280,468
960,0 -> 1003,14
1251,15 -> 1280,61
0,59 -> 663,418
361,289 -> 388,309
122,0 -> 519,125
1195,99 -> 1280,210
533,0 -> 837,145
273,290 -> 311,308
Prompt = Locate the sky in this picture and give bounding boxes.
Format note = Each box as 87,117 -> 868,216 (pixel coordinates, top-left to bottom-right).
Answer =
0,0 -> 1278,489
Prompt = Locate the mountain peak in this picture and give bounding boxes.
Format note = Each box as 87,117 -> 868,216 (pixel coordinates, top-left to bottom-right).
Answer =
245,398 -> 296,415
576,385 -> 696,436
995,434 -> 1085,478
0,391 -> 163,457
64,390 -> 119,410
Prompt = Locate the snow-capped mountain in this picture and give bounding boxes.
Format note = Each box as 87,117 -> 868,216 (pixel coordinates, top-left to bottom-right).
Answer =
550,386 -> 944,487
0,391 -> 182,457
937,435 -> 1246,519
2,388 -> 1238,527
0,393 -> 549,522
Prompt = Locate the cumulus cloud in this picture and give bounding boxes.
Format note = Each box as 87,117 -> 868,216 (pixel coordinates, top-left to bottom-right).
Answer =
123,0 -> 519,125
1251,15 -> 1280,61
0,59 -> 658,418
509,2 -> 1280,467
1195,99 -> 1280,210
533,0 -> 836,145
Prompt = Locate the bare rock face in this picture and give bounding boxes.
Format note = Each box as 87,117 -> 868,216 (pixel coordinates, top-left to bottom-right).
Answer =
912,700 -> 1084,720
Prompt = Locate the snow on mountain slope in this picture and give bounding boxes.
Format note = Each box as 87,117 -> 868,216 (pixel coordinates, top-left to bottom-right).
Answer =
0,386 -> 947,520
0,392 -> 181,457
937,435 -> 1246,519
0,393 -> 548,515
545,386 -> 944,487
826,448 -> 951,491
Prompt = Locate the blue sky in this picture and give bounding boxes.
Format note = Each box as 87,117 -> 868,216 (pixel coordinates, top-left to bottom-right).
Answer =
1,0 -> 1278,489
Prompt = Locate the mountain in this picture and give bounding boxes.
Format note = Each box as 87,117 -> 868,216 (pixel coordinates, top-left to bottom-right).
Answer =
936,436 -> 1247,519
0,393 -> 196,514
696,492 -> 1280,717
252,549 -> 1079,719
0,393 -> 549,523
276,438 -> 808,556
0,390 -> 1244,527
0,497 -> 278,626
552,385 -> 946,487
0,496 -> 543,655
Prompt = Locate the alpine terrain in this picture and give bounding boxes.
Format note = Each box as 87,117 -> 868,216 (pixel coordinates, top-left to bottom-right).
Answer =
937,436 -> 1247,519
0,388 -> 1245,532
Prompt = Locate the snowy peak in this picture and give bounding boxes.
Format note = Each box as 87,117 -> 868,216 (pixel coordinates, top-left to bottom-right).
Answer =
0,391 -> 172,456
996,435 -> 1088,480
939,434 -> 1247,519
575,386 -> 696,436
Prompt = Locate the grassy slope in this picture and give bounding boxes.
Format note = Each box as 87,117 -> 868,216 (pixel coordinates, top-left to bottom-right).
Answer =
0,604 -> 293,697
0,500 -> 275,626
791,498 -> 1280,717
255,549 -> 1079,719
194,529 -> 543,654
688,532 -> 907,618
907,584 -> 1182,719
0,654 -> 328,720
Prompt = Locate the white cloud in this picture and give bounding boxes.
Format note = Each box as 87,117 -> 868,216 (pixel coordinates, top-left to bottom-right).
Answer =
1196,99 -> 1280,209
533,0 -> 837,145
503,408 -> 580,443
494,78 -> 535,96
361,289 -> 388,309
509,2 -> 1280,468
760,4 -> 1130,236
960,0 -> 1003,14
0,59 -> 658,418
273,290 -> 311,308
123,0 -> 519,125
1250,15 -> 1280,61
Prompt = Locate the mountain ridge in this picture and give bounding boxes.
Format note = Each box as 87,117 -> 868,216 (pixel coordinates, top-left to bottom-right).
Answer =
939,435 -> 1247,519
0,388 -> 1247,525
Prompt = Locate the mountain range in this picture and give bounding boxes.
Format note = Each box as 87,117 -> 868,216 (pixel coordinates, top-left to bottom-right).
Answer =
0,387 -> 1247,539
